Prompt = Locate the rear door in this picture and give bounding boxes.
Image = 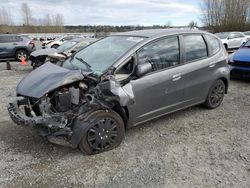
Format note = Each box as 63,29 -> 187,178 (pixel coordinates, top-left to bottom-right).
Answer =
181,34 -> 223,105
227,33 -> 238,48
127,36 -> 187,125
234,32 -> 246,48
0,36 -> 14,58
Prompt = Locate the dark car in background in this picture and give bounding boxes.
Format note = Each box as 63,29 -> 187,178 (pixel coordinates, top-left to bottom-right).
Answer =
8,29 -> 230,155
30,38 -> 97,69
229,39 -> 250,79
0,34 -> 35,61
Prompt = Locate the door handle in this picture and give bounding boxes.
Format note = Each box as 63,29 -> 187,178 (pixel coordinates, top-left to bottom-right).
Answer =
172,73 -> 182,81
209,62 -> 216,68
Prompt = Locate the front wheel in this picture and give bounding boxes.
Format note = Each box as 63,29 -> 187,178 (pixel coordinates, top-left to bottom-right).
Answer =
15,50 -> 28,61
78,110 -> 125,155
204,79 -> 225,109
51,44 -> 59,48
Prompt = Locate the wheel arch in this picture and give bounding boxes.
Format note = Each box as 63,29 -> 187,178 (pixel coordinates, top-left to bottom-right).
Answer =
218,77 -> 229,94
14,47 -> 28,54
112,104 -> 129,129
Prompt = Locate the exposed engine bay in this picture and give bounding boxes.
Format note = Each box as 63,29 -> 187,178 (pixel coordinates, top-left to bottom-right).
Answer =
8,62 -> 134,148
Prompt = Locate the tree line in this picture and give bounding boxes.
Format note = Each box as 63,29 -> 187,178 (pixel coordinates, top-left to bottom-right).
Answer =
201,0 -> 250,32
5,0 -> 247,34
0,3 -> 64,33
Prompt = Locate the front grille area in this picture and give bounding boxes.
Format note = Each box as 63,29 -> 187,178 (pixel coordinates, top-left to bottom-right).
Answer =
232,61 -> 250,68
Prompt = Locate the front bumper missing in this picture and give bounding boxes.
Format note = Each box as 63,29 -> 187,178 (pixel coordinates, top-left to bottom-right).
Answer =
8,99 -> 43,127
8,99 -> 77,148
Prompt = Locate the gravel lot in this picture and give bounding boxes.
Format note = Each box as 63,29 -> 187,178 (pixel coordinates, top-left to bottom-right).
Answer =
0,62 -> 249,188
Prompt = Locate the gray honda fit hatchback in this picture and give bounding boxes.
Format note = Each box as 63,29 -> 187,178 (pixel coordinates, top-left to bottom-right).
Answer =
8,29 -> 230,154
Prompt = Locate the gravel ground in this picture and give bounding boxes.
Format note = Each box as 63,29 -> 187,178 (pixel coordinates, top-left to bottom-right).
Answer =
0,63 -> 249,188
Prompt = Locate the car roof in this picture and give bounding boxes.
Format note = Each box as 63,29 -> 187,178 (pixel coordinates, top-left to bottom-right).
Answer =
112,29 -> 208,38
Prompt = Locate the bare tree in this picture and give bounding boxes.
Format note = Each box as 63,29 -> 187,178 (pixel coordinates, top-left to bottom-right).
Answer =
200,0 -> 250,32
188,20 -> 198,28
55,14 -> 64,26
21,3 -> 32,25
0,7 -> 14,25
165,20 -> 172,28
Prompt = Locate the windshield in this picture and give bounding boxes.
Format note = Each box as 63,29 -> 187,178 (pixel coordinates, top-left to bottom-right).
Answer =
62,36 -> 144,75
57,41 -> 77,51
215,32 -> 229,39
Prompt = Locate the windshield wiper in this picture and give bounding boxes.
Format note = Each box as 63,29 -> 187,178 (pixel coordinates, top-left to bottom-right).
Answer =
75,57 -> 92,69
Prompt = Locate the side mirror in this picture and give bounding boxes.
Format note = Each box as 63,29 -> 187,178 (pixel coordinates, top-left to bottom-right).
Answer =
136,62 -> 152,77
70,49 -> 76,53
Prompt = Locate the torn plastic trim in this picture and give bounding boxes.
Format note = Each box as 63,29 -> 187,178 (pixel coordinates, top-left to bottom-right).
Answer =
97,76 -> 135,107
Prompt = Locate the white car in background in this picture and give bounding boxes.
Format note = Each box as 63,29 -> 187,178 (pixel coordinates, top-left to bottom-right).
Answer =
42,35 -> 83,49
215,32 -> 247,50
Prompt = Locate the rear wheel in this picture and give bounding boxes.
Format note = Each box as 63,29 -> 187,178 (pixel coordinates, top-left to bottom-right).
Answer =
51,44 -> 59,48
204,79 -> 225,109
78,110 -> 125,155
15,50 -> 28,61
224,44 -> 228,51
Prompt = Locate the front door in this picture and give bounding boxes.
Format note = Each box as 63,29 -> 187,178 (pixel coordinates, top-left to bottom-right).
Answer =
127,36 -> 186,125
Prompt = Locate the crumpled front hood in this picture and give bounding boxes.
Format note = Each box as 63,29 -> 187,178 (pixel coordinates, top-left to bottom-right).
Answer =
17,62 -> 84,98
234,48 -> 250,62
30,48 -> 60,57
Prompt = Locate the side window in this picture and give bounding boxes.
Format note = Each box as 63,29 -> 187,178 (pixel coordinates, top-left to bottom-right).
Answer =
236,33 -> 244,38
183,35 -> 208,62
14,36 -> 23,42
0,36 -> 13,43
137,36 -> 180,72
0,36 -> 5,43
229,33 -> 236,39
205,34 -> 221,55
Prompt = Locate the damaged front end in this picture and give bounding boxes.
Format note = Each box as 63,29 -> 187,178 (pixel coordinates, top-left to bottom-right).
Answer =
8,62 -> 134,148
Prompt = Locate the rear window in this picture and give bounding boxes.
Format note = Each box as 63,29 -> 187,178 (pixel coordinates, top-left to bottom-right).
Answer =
183,35 -> 208,62
205,34 -> 221,55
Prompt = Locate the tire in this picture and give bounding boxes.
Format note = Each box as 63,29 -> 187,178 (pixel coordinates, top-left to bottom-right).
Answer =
224,44 -> 228,51
78,110 -> 125,155
204,79 -> 225,109
15,50 -> 28,61
32,60 -> 44,69
51,44 -> 59,49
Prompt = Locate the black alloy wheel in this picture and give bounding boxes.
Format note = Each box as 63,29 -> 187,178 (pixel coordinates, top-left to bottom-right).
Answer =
78,110 -> 125,155
205,79 -> 225,109
87,118 -> 118,151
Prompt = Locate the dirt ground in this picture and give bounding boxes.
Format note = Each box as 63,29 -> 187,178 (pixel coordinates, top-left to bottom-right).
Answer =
0,62 -> 249,188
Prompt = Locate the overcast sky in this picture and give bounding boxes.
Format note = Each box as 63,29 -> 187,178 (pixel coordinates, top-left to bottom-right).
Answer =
0,0 -> 201,26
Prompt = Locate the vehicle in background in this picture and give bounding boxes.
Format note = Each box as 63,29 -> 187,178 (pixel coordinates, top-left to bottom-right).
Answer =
46,38 -> 97,64
8,29 -> 230,154
243,31 -> 250,39
229,39 -> 250,79
0,34 -> 35,61
215,32 -> 247,50
42,35 -> 83,49
30,38 -> 96,69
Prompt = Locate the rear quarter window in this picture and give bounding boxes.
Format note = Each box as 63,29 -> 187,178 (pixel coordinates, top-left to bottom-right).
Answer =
183,35 -> 208,62
205,34 -> 221,55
